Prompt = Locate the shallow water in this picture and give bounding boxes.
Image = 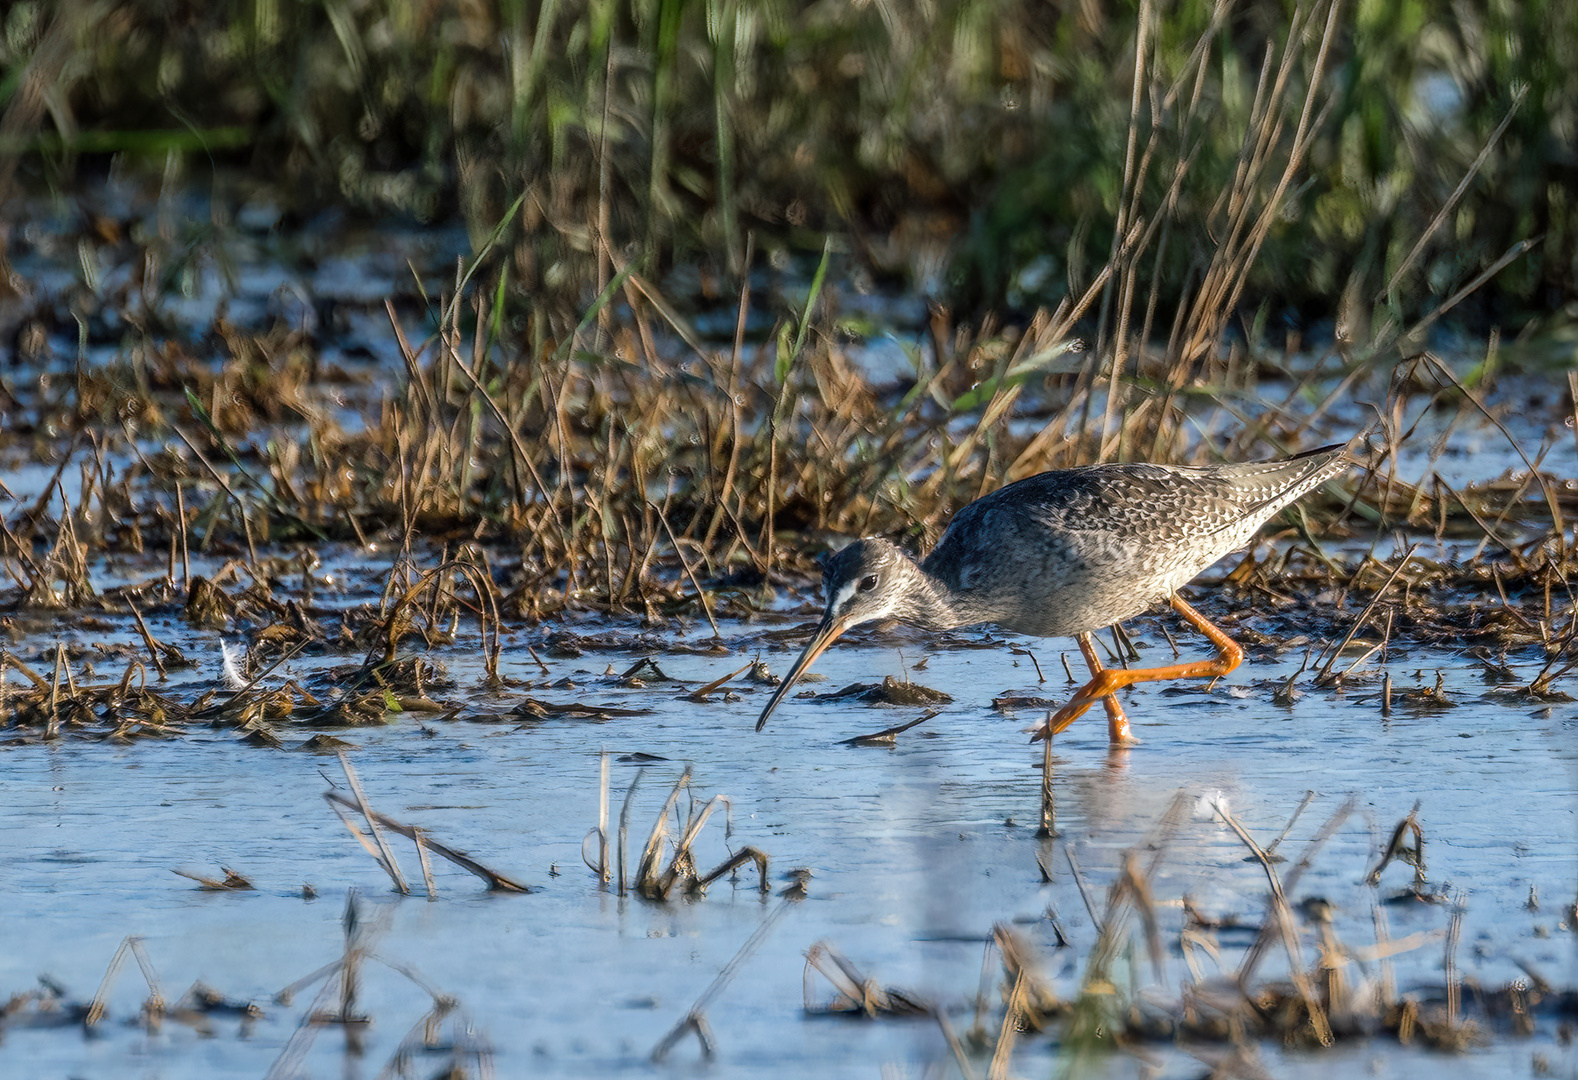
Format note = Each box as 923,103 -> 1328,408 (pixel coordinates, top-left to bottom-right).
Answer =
3,609 -> 1574,1078
3,192 -> 1576,1077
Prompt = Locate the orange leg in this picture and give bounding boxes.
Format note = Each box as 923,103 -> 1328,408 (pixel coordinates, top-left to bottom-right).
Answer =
1075,631 -> 1137,746
1032,595 -> 1244,743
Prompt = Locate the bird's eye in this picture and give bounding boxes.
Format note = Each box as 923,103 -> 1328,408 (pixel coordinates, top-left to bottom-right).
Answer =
857,574 -> 879,593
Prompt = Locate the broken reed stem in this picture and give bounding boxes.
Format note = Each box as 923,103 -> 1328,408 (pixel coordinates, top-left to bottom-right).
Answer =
1080,803 -> 1180,990
83,936 -> 165,1031
375,558 -> 502,677
935,1008 -> 982,1080
1445,893 -> 1465,1030
652,499 -> 721,639
971,938 -> 999,1040
175,482 -> 189,588
598,749 -> 611,883
635,767 -> 690,892
1318,545 -> 1417,680
1371,889 -> 1397,1010
327,799 -> 401,883
412,827 -> 438,900
1038,731 -> 1055,837
803,942 -> 865,1007
616,767 -> 644,896
47,643 -> 64,739
658,793 -> 728,892
1216,800 -> 1334,1045
1064,846 -> 1102,934
1238,798 -> 1354,989
339,936 -> 362,1028
323,790 -> 531,892
264,963 -> 343,1080
1265,789 -> 1316,857
337,752 -> 410,895
85,937 -> 130,1028
650,896 -> 795,1062
1121,850 -> 1166,983
126,937 -> 163,1014
126,598 -> 166,678
1366,800 -> 1424,886
987,967 -> 1030,1080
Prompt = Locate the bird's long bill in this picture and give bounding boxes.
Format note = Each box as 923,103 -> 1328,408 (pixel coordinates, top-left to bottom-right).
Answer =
754,612 -> 852,732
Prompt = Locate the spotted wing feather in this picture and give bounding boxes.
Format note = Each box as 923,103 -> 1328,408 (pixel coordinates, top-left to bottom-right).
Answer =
921,447 -> 1348,637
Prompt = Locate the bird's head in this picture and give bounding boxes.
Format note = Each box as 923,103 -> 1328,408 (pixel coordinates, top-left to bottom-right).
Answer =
754,537 -> 914,732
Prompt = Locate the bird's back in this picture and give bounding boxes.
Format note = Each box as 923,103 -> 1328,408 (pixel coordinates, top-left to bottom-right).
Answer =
921,446 -> 1349,637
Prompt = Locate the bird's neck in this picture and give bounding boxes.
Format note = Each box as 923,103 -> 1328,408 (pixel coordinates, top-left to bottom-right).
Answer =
893,561 -> 968,632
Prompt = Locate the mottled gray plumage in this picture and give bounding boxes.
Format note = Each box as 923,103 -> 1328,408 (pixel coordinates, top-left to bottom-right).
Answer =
755,444 -> 1351,735
874,443 -> 1347,636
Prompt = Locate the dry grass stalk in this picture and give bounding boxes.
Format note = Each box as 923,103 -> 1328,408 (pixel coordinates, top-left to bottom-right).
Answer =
170,866 -> 255,891
1365,802 -> 1426,891
1315,545 -> 1418,682
986,965 -> 1029,1080
266,892 -> 390,1075
1037,732 -> 1055,838
1235,796 -> 1354,986
801,940 -> 930,1018
84,936 -> 164,1031
374,997 -> 494,1080
933,1008 -> 982,1080
627,768 -> 768,900
993,924 -> 1061,1027
597,749 -> 611,883
651,896 -> 799,1063
323,790 -> 531,893
2,231 -> 1570,674
335,752 -> 410,895
1215,800 -> 1332,1045
411,827 -> 438,900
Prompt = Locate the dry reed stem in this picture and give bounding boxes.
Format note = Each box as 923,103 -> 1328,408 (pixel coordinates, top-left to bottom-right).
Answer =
1064,845 -> 1102,934
1215,799 -> 1333,1045
597,749 -> 611,882
651,897 -> 796,1062
1366,802 -> 1426,889
1038,732 -> 1055,837
934,1007 -> 982,1080
1316,546 -> 1418,681
801,941 -> 929,1017
411,827 -> 438,900
987,966 -> 1030,1080
335,753 -> 410,894
652,498 -> 721,639
634,768 -> 689,893
85,936 -> 164,1029
323,790 -> 530,892
264,963 -> 345,1079
1236,796 -> 1354,986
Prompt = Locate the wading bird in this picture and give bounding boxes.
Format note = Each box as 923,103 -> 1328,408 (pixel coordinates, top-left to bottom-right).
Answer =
754,445 -> 1350,744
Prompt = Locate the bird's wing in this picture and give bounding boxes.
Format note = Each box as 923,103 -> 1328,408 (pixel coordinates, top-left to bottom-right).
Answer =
927,454 -> 1344,584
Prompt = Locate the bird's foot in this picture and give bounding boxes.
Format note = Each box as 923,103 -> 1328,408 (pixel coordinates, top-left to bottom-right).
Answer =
1106,716 -> 1141,747
1103,693 -> 1140,746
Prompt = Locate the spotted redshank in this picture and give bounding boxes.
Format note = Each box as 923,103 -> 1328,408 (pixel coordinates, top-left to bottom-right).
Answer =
754,445 -> 1350,744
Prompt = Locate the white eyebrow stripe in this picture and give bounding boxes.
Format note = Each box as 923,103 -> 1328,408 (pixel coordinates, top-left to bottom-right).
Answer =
831,581 -> 859,612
